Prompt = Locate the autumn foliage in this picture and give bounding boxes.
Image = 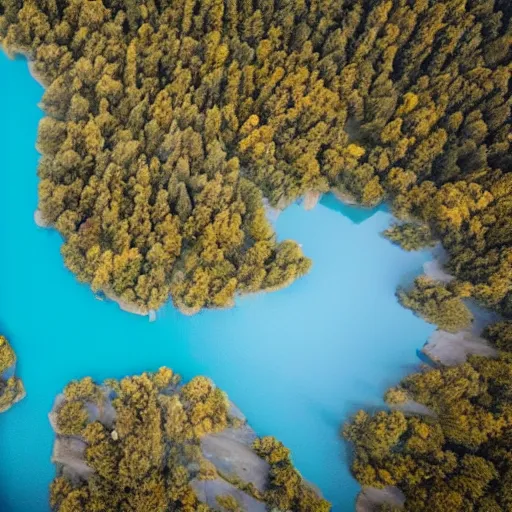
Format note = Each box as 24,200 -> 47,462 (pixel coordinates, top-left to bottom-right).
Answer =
1,0 -> 510,315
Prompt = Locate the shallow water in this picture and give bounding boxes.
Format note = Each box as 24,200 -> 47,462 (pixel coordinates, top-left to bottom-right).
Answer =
0,52 -> 435,512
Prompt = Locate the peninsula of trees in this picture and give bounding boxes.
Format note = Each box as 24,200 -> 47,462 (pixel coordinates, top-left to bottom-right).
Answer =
0,335 -> 25,412
1,0 -> 509,315
49,368 -> 329,511
397,276 -> 474,333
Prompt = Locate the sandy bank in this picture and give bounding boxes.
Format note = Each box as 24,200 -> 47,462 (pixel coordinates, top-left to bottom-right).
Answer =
214,425 -> 258,448
422,299 -> 500,366
48,390 -> 117,482
332,187 -> 358,206
103,291 -> 149,317
422,245 -> 453,283
201,430 -> 269,493
390,399 -> 436,418
303,191 -> 322,210
191,477 -> 267,512
48,380 -> 270,501
34,209 -> 51,228
356,486 -> 405,512
417,244 -> 501,365
228,400 -> 247,423
423,260 -> 453,283
52,436 -> 95,481
422,329 -> 498,366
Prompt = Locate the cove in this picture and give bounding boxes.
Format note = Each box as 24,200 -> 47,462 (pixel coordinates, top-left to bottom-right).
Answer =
0,52 -> 435,512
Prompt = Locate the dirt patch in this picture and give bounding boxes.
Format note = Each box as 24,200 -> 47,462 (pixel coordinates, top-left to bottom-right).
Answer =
201,430 -> 269,492
356,486 -> 405,512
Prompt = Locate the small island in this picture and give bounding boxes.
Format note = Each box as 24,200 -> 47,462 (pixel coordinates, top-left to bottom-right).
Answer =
49,368 -> 329,512
0,335 -> 25,413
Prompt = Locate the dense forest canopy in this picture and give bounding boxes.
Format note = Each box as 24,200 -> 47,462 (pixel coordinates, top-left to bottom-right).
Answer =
0,0 -> 510,314
49,369 -> 329,511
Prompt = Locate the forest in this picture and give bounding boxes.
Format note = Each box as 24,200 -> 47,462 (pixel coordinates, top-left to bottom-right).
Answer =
325,2 -> 511,508
0,335 -> 25,412
344,322 -> 512,511
49,368 -> 329,511
1,0 -> 511,509
0,0 -> 509,315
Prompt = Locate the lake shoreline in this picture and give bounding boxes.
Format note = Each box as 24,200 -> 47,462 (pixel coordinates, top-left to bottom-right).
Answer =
0,51 -> 441,512
34,209 -> 50,228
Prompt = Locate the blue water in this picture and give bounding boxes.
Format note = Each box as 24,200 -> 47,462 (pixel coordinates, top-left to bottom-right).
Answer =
0,52 -> 435,512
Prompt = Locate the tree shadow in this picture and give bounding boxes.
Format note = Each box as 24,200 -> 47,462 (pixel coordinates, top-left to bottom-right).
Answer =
319,193 -> 385,225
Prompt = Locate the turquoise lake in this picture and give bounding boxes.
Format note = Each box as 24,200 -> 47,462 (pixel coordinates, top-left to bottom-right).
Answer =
0,51 -> 435,511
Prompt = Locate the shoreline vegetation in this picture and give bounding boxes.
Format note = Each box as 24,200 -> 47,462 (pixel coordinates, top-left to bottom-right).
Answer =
399,247 -> 501,367
48,368 -> 329,511
1,0 -> 511,510
0,336 -> 25,413
5,0 -> 509,323
345,332 -> 512,511
347,230 -> 510,511
36,203 -> 298,319
420,297 -> 500,366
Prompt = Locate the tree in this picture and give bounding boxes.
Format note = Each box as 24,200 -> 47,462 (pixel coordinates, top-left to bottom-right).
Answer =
0,336 -> 25,413
397,276 -> 473,332
0,335 -> 16,372
383,223 -> 436,251
483,321 -> 512,352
